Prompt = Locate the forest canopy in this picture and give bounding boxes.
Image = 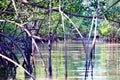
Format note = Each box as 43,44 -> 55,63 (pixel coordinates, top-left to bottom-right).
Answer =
0,0 -> 120,37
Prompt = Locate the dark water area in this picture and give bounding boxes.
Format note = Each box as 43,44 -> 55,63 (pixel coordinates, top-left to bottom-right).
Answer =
16,40 -> 120,80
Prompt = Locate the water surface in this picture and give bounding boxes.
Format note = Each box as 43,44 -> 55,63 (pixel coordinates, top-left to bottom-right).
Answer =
16,40 -> 120,80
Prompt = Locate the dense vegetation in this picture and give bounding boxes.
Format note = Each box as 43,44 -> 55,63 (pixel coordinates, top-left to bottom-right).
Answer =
0,0 -> 120,80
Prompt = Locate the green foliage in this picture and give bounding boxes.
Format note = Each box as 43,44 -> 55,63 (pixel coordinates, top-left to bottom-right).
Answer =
0,0 -> 7,6
2,23 -> 15,34
0,0 -> 119,37
117,27 -> 120,35
57,24 -> 63,35
71,17 -> 90,36
63,0 -> 84,14
98,21 -> 111,36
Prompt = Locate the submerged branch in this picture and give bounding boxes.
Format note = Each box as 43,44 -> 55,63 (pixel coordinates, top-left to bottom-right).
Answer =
47,0 -> 53,78
32,38 -> 47,76
59,1 -> 68,79
0,54 -> 35,80
60,7 -> 68,80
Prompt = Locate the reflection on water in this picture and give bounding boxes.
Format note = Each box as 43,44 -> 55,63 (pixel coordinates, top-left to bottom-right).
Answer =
16,41 -> 120,80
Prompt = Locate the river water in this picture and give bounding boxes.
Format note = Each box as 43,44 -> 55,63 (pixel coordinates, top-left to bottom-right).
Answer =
16,40 -> 120,80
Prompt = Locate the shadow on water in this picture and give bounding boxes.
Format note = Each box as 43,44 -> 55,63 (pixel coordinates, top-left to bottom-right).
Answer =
14,40 -> 120,80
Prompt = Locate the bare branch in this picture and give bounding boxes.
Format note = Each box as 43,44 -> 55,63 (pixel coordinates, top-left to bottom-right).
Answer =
106,0 -> 120,11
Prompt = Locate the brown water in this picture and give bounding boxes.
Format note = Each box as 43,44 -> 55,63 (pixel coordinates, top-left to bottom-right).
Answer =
16,40 -> 120,80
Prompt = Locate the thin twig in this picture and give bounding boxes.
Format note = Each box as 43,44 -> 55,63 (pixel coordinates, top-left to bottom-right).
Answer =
105,0 -> 120,12
11,0 -> 19,17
